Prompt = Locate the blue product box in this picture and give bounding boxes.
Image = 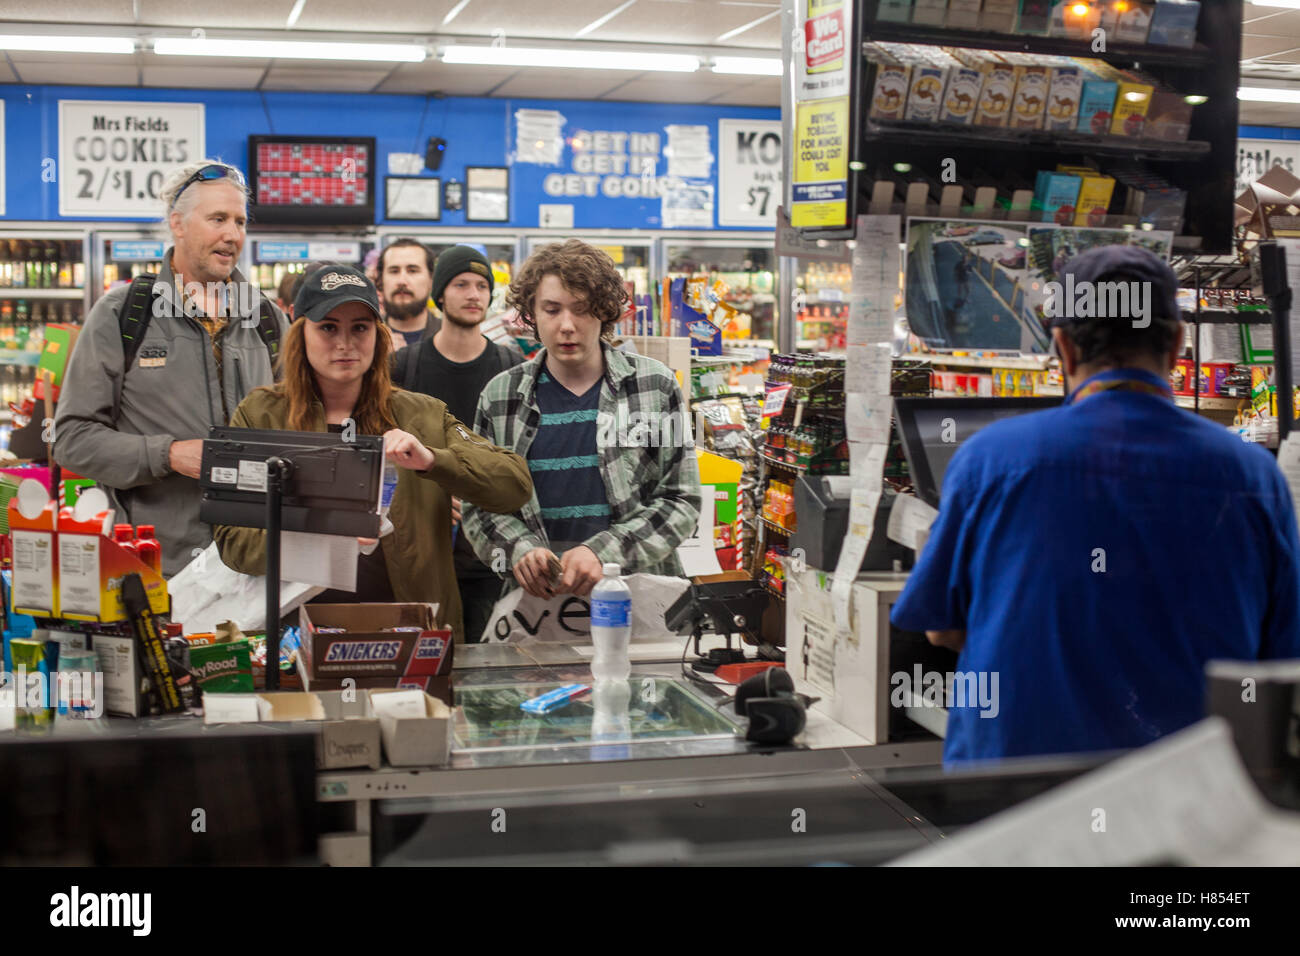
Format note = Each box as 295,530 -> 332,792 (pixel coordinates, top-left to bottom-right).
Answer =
1147,0 -> 1200,48
1077,77 -> 1118,135
1034,170 -> 1082,224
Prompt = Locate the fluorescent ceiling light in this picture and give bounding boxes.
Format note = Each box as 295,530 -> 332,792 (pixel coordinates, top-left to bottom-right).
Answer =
1247,0 -> 1300,8
153,37 -> 426,62
0,34 -> 134,54
712,56 -> 782,76
1239,86 -> 1300,103
442,45 -> 698,72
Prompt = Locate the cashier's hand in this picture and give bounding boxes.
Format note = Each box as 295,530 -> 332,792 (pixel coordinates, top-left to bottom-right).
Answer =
515,547 -> 560,598
451,496 -> 462,526
383,429 -> 435,472
559,545 -> 603,598
168,439 -> 204,479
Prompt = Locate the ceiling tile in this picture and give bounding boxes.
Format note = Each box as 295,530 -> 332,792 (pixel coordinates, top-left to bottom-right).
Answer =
374,61 -> 520,95
135,0 -> 298,28
700,76 -> 780,106
8,49 -> 138,63
438,0 -> 635,40
291,0 -> 444,33
601,72 -> 754,103
261,66 -> 395,91
0,1 -> 134,22
580,0 -> 777,46
0,62 -> 16,83
13,63 -> 139,85
141,65 -> 268,87
489,70 -> 627,99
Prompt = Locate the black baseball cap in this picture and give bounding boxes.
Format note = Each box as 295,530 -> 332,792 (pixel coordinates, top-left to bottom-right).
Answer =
1053,245 -> 1180,328
294,263 -> 381,323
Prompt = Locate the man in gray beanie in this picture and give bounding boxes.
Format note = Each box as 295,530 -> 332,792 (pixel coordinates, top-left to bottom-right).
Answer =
392,244 -> 522,642
892,244 -> 1300,764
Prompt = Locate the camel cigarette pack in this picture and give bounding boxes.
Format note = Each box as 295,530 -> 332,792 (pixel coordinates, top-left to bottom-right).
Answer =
1043,60 -> 1082,131
905,65 -> 948,122
974,55 -> 1016,127
939,64 -> 984,124
868,59 -> 912,120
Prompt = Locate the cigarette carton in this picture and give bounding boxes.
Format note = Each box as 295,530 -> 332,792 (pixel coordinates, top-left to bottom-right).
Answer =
1147,0 -> 1200,48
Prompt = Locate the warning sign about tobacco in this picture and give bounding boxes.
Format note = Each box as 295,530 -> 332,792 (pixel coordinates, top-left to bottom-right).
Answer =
791,97 -> 848,228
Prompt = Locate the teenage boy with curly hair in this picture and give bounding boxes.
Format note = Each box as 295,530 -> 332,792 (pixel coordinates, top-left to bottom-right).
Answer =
461,239 -> 701,608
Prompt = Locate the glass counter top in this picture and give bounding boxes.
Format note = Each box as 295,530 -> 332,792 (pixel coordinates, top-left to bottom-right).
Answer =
453,678 -> 740,754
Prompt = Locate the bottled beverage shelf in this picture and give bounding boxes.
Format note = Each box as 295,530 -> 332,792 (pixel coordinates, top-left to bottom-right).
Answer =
0,288 -> 84,300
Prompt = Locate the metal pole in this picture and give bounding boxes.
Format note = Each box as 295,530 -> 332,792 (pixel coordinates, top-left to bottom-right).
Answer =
264,456 -> 291,692
1258,243 -> 1293,444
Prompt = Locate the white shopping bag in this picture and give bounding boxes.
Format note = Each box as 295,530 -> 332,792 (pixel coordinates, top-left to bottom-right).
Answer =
480,573 -> 689,644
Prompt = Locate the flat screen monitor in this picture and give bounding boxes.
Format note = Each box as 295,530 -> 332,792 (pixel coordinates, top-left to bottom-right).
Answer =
893,397 -> 1061,508
199,426 -> 383,538
248,135 -> 376,227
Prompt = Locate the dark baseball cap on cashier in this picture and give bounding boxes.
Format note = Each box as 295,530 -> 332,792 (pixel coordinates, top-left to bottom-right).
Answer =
294,263 -> 382,323
1052,244 -> 1180,328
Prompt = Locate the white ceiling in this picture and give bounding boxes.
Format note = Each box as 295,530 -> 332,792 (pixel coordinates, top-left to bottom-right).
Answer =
1241,4 -> 1300,125
0,0 -> 781,105
0,0 -> 1295,124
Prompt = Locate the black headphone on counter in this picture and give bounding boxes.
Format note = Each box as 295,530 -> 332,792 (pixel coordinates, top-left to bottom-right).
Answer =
733,667 -> 807,745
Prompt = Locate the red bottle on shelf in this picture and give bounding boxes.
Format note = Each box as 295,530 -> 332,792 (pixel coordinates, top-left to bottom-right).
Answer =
135,524 -> 162,574
112,523 -> 138,556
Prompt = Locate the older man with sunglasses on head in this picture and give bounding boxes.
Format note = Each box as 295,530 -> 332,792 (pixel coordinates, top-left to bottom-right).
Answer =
55,160 -> 289,577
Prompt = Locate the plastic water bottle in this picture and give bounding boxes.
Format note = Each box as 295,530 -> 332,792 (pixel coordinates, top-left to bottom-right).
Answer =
590,563 -> 631,683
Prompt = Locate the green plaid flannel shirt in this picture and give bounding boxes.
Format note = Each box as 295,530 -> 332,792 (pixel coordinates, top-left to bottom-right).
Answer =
461,343 -> 701,582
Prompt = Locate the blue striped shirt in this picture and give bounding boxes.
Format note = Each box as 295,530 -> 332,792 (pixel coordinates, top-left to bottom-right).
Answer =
527,366 -> 611,551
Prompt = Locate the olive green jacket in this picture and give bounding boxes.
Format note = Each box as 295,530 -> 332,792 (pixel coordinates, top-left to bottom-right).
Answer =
212,386 -> 533,643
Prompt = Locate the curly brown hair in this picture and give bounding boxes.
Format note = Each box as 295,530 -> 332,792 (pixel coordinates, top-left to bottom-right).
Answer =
506,239 -> 627,338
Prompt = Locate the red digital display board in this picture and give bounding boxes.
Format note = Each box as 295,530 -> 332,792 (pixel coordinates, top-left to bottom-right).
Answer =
248,136 -> 376,226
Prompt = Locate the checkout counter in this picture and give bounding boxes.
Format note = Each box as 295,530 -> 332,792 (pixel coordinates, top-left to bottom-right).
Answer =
318,638 -> 948,866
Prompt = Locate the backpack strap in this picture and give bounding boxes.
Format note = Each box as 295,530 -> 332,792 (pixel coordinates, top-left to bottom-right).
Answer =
254,297 -> 283,377
114,273 -> 158,421
118,273 -> 158,374
394,340 -> 420,390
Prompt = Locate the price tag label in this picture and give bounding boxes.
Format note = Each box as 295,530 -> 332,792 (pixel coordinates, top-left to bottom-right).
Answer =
58,100 -> 205,218
764,383 -> 792,417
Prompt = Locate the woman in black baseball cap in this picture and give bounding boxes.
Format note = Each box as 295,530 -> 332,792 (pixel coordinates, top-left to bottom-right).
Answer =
213,264 -> 533,643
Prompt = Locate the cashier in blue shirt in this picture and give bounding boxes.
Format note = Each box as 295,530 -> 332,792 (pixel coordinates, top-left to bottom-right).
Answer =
892,245 -> 1300,764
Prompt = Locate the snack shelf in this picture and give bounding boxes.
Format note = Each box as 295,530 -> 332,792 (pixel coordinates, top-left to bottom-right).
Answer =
863,23 -> 1215,70
0,351 -> 43,366
1181,310 -> 1273,325
1174,396 -> 1242,411
760,453 -> 807,474
903,353 -> 1052,370
863,119 -> 1211,162
760,516 -> 794,537
0,288 -> 85,300
760,579 -> 786,602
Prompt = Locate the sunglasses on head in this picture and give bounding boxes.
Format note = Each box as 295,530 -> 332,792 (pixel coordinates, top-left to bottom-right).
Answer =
169,164 -> 245,210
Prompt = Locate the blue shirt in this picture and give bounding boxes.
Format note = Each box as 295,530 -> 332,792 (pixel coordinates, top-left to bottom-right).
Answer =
527,363 -> 612,552
891,367 -> 1300,764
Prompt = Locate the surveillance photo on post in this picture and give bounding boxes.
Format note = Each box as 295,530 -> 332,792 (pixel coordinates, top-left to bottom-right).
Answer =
0,0 -> 1296,929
